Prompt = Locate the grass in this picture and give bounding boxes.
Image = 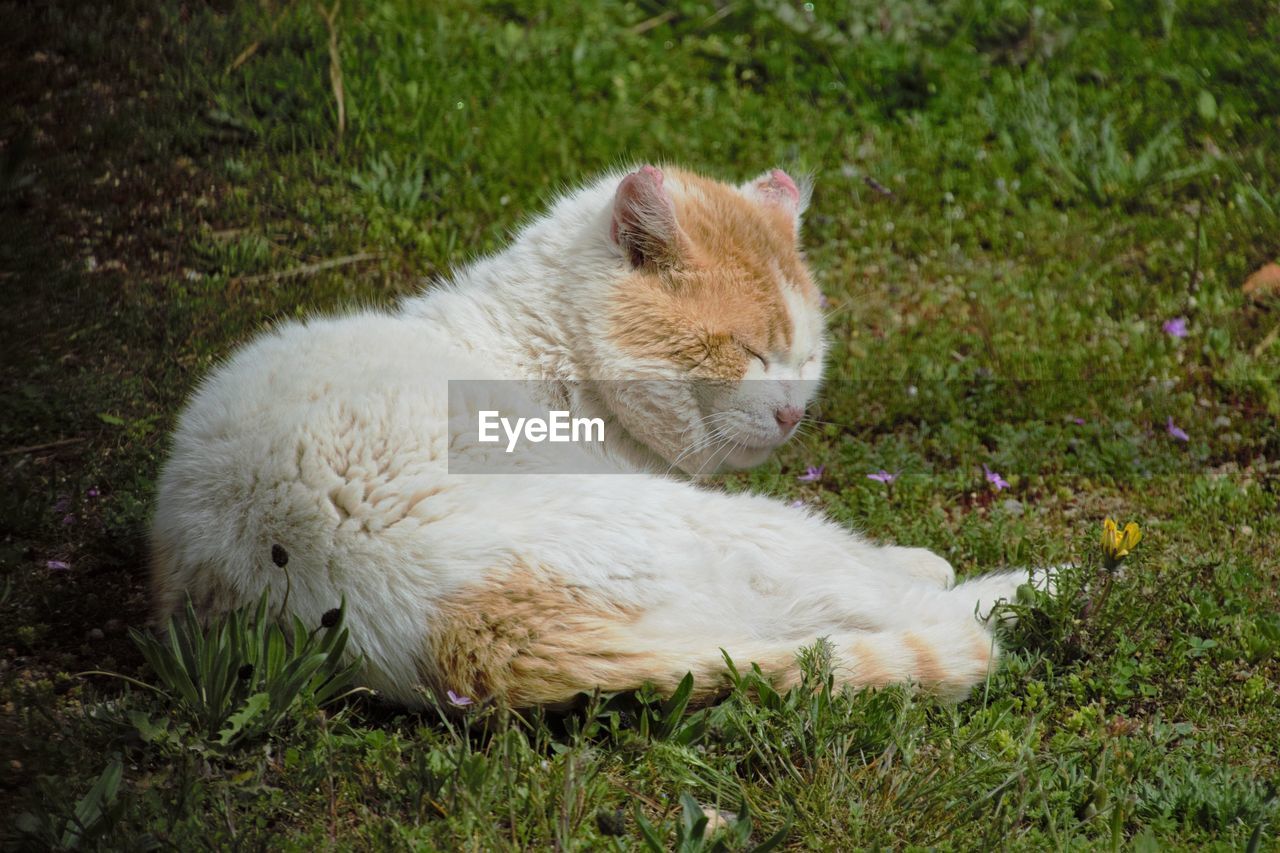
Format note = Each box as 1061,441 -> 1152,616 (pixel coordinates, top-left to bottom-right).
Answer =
1,0 -> 1278,847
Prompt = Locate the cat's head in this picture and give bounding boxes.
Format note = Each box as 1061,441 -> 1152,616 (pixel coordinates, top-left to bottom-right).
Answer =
595,165 -> 826,476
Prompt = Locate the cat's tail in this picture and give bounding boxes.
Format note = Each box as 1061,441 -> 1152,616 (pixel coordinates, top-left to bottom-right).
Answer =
718,621 -> 998,704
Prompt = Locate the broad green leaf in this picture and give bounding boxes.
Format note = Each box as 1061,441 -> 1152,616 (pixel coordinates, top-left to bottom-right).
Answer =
217,692 -> 271,746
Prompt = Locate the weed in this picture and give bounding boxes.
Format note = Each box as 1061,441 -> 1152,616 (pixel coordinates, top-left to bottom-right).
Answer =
116,592 -> 361,750
11,759 -> 137,851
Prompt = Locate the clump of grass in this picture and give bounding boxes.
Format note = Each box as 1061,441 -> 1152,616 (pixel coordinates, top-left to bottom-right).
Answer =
634,790 -> 790,852
351,151 -> 428,214
107,589 -> 361,750
989,79 -> 1212,207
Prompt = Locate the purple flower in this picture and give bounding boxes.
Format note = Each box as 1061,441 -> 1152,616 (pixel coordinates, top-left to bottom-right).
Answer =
446,690 -> 473,708
818,293 -> 831,309
1069,415 -> 1086,425
62,514 -> 76,526
866,470 -> 898,484
1166,417 -> 1189,442
797,465 -> 824,483
788,499 -> 806,508
46,560 -> 71,571
982,464 -> 1010,491
86,487 -> 100,499
1162,317 -> 1189,338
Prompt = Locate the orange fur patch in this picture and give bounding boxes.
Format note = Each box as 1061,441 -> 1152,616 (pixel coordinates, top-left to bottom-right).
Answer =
903,632 -> 946,685
849,638 -> 893,688
608,168 -> 819,379
971,630 -> 997,669
423,562 -> 730,708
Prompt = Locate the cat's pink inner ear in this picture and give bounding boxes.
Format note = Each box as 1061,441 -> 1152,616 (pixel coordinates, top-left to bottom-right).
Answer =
768,169 -> 800,203
752,169 -> 802,214
610,166 -> 680,268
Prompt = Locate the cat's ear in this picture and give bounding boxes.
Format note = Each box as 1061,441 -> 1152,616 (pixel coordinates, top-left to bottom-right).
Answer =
610,165 -> 686,269
741,168 -> 810,226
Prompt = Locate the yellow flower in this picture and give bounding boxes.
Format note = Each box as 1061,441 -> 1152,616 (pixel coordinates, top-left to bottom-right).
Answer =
1100,517 -> 1142,566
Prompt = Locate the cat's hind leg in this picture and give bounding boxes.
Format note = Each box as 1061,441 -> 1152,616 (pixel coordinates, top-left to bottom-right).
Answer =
417,567 -> 1000,709
878,545 -> 956,589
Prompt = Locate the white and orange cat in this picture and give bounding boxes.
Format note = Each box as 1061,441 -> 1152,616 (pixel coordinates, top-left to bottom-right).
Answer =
151,165 -> 1042,709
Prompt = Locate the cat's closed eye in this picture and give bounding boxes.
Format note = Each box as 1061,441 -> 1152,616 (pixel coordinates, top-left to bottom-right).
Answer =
739,342 -> 768,368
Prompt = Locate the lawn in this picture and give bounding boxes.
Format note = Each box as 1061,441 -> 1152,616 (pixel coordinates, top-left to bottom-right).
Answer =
2,0 -> 1279,848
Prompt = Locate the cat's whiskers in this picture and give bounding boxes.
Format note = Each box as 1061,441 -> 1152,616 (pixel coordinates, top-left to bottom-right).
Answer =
694,432 -> 744,478
791,422 -> 829,455
676,410 -> 738,440
801,417 -> 845,429
667,410 -> 742,472
677,425 -> 739,476
666,419 -> 737,475
793,420 -> 819,439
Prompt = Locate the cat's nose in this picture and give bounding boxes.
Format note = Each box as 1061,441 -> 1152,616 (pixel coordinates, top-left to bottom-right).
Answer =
775,406 -> 803,432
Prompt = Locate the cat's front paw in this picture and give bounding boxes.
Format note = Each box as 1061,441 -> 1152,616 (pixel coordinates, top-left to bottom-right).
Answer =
886,546 -> 956,589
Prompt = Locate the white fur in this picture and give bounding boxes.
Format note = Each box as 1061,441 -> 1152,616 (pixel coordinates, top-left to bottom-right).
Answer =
152,168 -> 1039,706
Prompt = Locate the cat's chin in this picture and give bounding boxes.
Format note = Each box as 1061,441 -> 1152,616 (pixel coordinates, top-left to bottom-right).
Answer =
662,441 -> 778,477
718,443 -> 778,471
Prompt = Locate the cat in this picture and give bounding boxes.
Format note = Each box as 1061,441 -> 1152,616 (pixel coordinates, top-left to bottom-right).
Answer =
150,165 -> 1042,710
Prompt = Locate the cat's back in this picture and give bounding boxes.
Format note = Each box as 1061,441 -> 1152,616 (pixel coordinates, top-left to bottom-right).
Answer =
178,311 -> 450,428
150,310 -> 465,619
164,311 -> 462,492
